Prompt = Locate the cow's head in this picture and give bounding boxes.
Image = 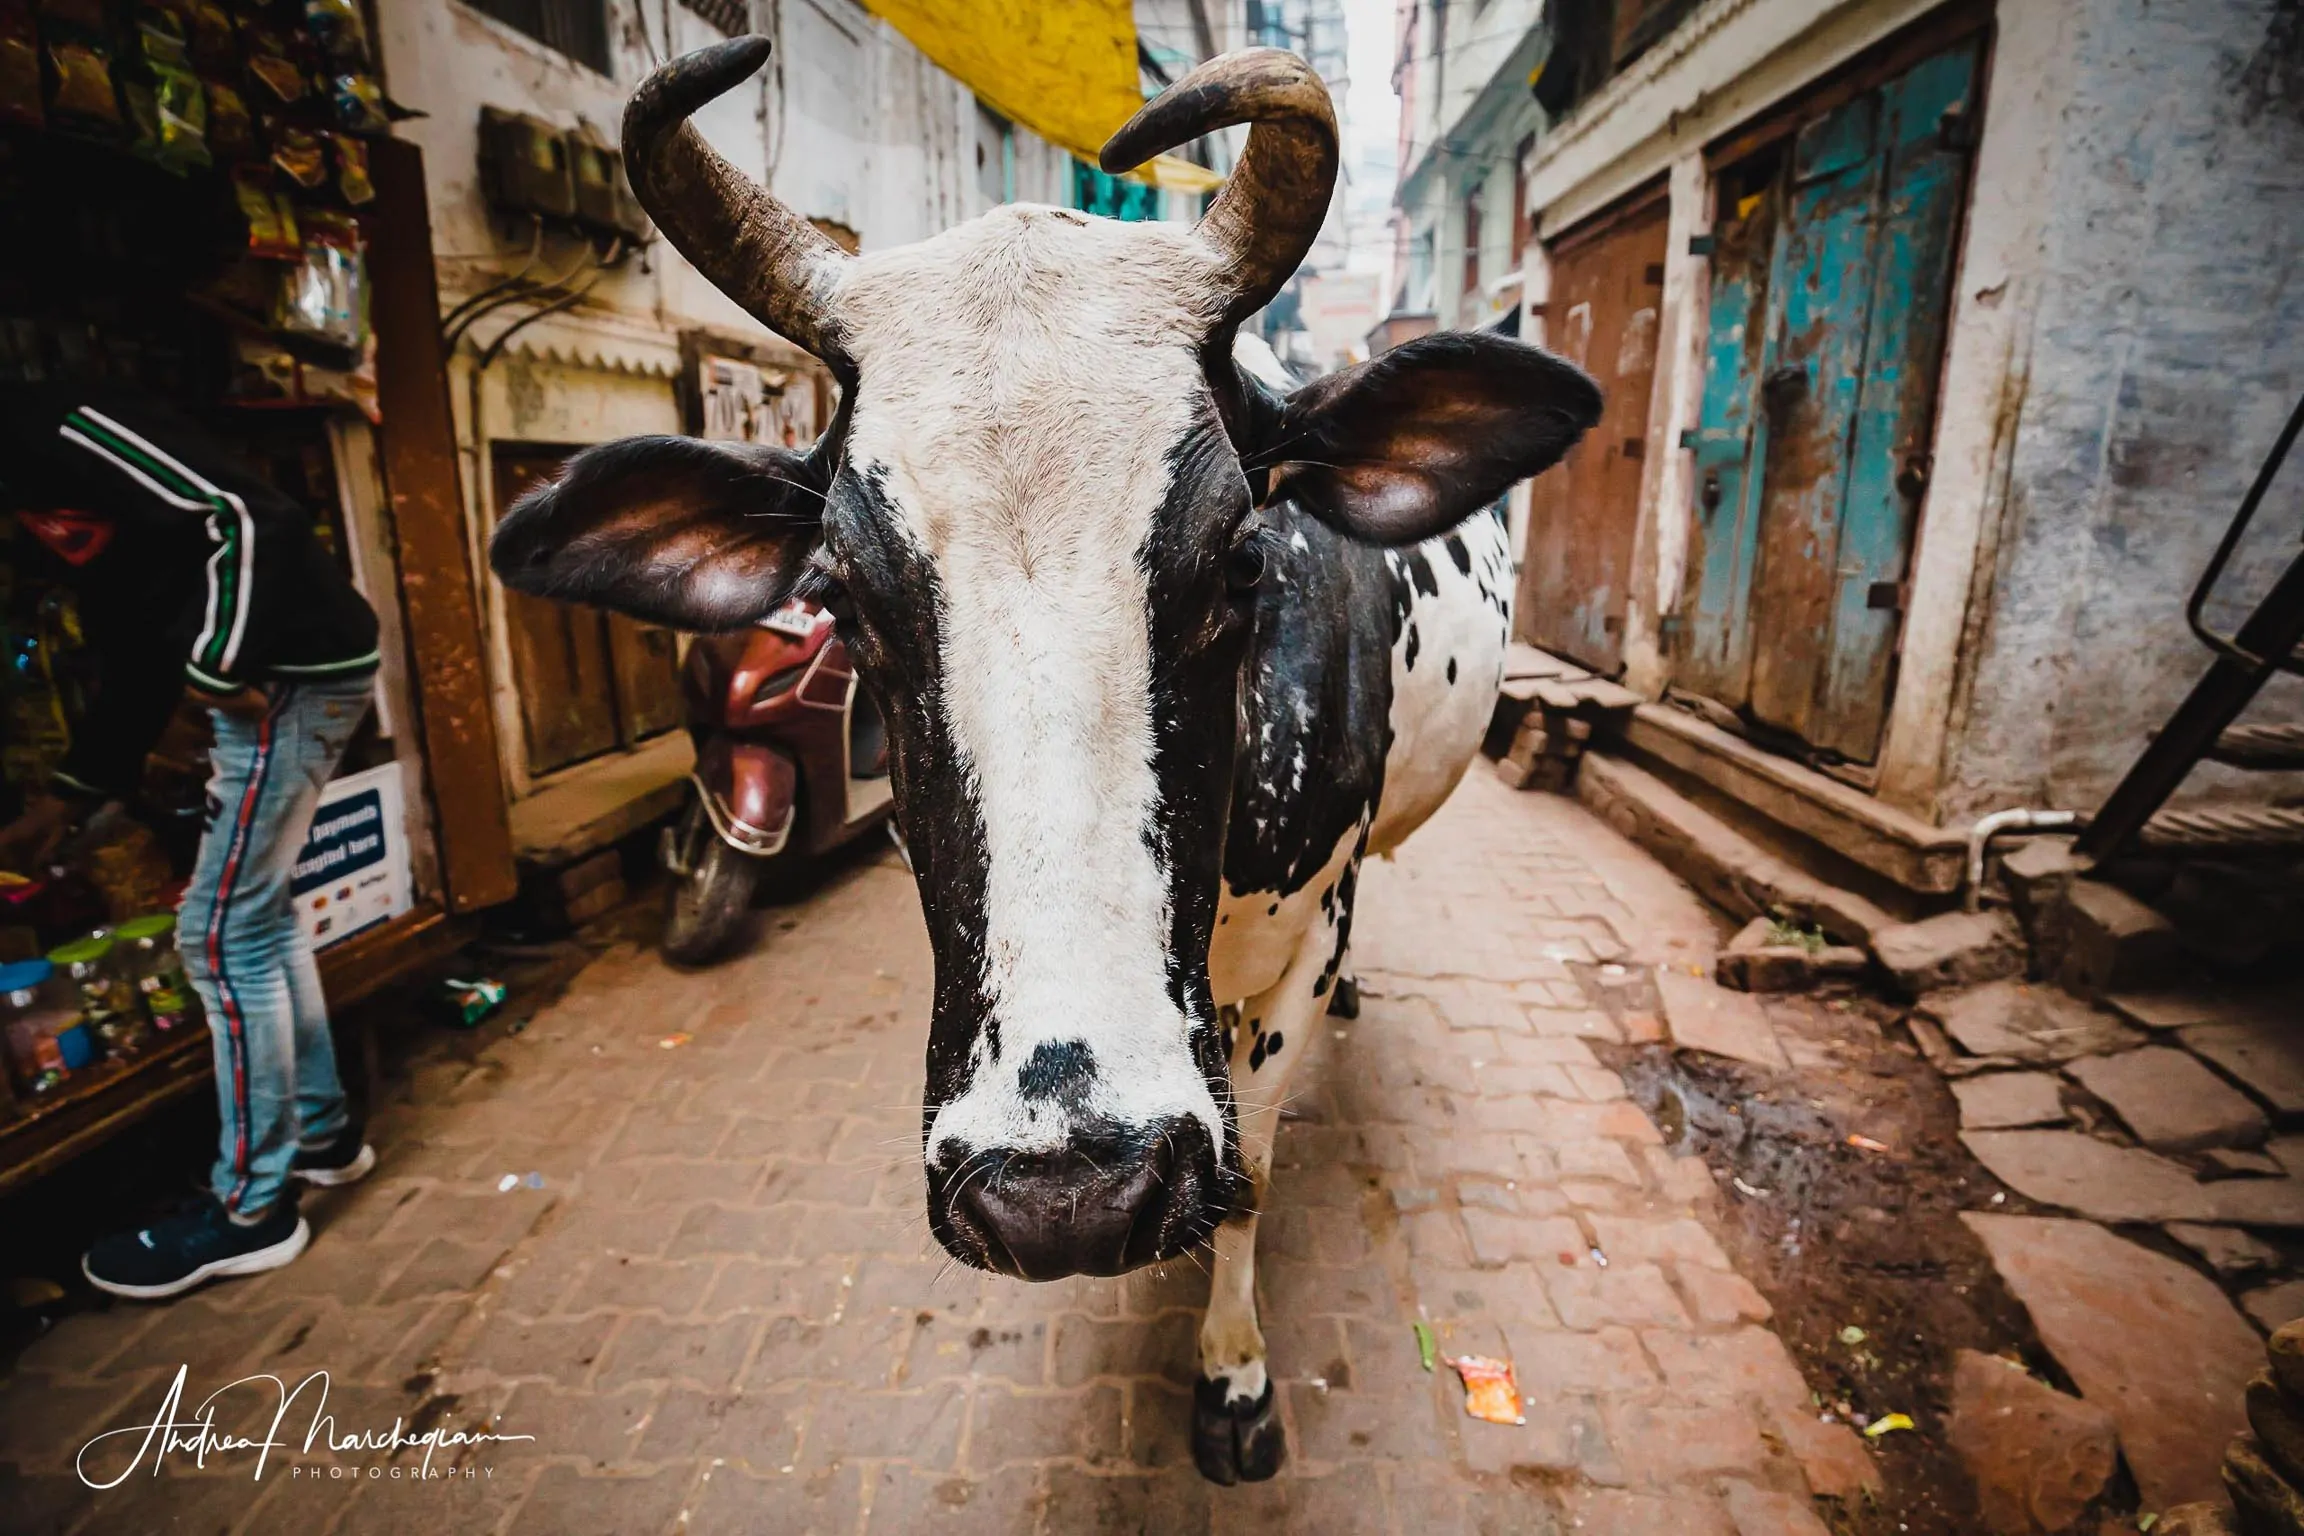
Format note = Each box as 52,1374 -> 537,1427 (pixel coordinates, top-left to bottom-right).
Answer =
492,38 -> 1598,1280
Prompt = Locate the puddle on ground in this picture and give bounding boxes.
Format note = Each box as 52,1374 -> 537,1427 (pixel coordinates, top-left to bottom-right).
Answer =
1594,986 -> 2140,1535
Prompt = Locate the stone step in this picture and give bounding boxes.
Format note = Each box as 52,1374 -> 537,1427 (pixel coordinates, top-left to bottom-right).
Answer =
1618,704 -> 1969,896
1574,752 -> 1898,946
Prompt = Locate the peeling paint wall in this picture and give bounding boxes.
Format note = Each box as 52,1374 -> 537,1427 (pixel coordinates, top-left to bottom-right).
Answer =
1939,0 -> 2304,825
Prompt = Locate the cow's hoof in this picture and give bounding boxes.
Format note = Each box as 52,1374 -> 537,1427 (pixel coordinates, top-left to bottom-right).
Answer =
1192,1375 -> 1284,1485
1326,974 -> 1361,1020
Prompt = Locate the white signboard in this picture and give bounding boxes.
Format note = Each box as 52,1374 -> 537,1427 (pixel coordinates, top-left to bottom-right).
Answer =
291,762 -> 412,951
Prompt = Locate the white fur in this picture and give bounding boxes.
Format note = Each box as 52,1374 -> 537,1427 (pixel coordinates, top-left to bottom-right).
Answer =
1371,512 -> 1514,855
1196,508 -> 1512,1395
831,208 -> 1233,1159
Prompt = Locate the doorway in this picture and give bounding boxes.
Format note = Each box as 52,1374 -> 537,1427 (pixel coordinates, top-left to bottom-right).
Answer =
1516,188 -> 1670,674
492,447 -> 683,777
1675,36 -> 1983,765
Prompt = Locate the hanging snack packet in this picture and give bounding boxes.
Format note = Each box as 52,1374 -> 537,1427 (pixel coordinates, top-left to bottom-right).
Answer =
182,0 -> 236,73
330,131 -> 373,205
203,77 -> 251,156
302,0 -> 368,67
328,71 -> 384,134
233,163 -> 299,257
270,123 -> 326,188
277,210 -> 366,352
45,35 -> 122,133
0,0 -> 41,129
241,27 -> 306,105
148,61 -> 209,170
134,4 -> 190,67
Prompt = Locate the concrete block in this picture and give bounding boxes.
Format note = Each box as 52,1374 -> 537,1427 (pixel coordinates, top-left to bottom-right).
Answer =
1716,918 -> 1817,994
2057,879 -> 2181,996
1871,910 -> 2025,999
2001,834 -> 2081,974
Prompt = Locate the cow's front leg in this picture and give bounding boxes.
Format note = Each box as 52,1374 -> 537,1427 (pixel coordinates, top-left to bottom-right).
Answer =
1195,883 -> 1353,1485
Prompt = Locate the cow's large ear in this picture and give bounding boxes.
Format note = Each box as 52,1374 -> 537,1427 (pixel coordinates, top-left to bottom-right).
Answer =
490,435 -> 825,631
1253,331 -> 1601,546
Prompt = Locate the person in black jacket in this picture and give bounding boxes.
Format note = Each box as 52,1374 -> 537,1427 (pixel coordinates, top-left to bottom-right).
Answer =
1,385 -> 385,1299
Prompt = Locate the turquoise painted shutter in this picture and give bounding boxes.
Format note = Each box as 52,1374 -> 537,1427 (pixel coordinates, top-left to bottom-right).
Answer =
1814,41 -> 1980,760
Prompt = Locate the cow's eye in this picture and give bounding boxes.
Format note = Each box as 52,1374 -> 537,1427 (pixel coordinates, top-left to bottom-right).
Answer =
1225,534 -> 1268,596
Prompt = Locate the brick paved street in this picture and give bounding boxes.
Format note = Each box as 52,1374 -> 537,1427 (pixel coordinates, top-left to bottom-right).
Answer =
2,774 -> 1877,1535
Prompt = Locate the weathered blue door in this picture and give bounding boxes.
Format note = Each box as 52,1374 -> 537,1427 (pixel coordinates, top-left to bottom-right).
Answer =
1675,38 -> 1980,762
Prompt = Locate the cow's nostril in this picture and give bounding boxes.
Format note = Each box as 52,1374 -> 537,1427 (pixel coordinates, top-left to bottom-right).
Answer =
932,1118 -> 1222,1280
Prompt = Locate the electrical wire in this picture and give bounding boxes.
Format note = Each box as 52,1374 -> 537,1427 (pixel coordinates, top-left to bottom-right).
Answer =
473,271 -> 609,372
439,217 -> 546,335
442,238 -> 613,351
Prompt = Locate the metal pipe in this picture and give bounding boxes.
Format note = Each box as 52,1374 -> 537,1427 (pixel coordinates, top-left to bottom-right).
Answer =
1964,808 -> 2081,912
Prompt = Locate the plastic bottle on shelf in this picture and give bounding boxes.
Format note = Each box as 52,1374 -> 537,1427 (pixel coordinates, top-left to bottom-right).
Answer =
1,958 -> 80,1095
116,913 -> 197,1035
47,933 -> 150,1060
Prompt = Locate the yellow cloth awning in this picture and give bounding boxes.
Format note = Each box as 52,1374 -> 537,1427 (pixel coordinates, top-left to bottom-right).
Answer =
856,0 -> 1223,194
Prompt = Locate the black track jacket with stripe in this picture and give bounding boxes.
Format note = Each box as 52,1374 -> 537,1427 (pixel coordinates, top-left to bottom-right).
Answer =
2,387 -> 380,802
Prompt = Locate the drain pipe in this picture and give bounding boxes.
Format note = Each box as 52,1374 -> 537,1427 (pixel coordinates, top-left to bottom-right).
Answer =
1964,808 -> 2082,912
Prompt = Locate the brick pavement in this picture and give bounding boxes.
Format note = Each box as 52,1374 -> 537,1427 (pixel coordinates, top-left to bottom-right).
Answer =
1,773 -> 1875,1535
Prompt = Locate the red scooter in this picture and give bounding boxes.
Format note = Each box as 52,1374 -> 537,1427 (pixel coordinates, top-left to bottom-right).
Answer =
658,599 -> 896,963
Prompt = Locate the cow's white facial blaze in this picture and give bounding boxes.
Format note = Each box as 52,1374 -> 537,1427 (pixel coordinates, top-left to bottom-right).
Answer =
831,207 -> 1235,1165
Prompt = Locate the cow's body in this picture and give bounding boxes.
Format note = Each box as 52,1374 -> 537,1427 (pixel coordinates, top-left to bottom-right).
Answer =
1193,476 -> 1511,1454
490,36 -> 1598,1488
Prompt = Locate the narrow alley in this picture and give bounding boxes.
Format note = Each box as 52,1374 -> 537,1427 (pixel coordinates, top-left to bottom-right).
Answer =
5,774 -> 1910,1536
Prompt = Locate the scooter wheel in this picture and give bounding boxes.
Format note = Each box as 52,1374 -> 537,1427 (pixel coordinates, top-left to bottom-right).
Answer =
661,835 -> 761,965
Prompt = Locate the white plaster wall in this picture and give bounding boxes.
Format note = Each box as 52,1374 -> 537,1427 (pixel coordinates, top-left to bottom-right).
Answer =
1933,0 -> 2304,825
1520,0 -> 2304,827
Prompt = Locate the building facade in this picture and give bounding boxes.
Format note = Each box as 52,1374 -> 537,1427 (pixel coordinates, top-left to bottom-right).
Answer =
375,0 -> 1233,869
1397,0 -> 2302,902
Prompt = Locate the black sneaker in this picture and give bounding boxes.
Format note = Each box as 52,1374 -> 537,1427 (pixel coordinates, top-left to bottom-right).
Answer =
82,1194 -> 309,1301
292,1120 -> 376,1187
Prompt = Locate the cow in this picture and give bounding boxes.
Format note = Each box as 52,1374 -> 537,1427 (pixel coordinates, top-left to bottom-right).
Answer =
490,37 -> 1598,1484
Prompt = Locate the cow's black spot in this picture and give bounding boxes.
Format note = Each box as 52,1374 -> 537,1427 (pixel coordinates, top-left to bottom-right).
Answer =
1447,657 -> 1458,685
1444,534 -> 1470,575
1017,1040 -> 1096,1105
1265,1032 -> 1283,1059
1267,902 -> 1278,916
1405,624 -> 1420,671
1249,1038 -> 1267,1072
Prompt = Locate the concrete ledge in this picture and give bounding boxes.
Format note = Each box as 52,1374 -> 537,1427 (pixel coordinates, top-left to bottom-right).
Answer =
1622,705 -> 1967,896
509,731 -> 695,868
1576,751 -> 1897,945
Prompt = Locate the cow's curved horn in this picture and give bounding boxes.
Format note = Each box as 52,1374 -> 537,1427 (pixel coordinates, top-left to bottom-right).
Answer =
624,36 -> 847,361
1098,48 -> 1338,330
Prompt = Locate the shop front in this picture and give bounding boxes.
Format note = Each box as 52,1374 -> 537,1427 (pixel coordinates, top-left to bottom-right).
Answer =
0,1 -> 513,1194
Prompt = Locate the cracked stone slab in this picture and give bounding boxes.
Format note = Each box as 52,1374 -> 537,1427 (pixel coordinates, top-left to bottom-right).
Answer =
1952,1072 -> 2068,1131
2065,1047 -> 2268,1154
1960,1130 -> 2304,1227
1920,982 -> 2144,1065
2244,1282 -> 2304,1334
1655,967 -> 1789,1070
2166,1224 -> 2282,1280
1962,1213 -> 2258,1510
2184,1022 -> 2304,1117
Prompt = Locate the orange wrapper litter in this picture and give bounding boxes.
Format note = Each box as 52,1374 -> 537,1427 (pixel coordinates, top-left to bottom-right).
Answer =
1447,1355 -> 1526,1425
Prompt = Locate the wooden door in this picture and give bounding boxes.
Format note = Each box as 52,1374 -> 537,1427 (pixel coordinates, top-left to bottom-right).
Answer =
1674,38 -> 1980,762
492,449 -> 681,775
1516,192 -> 1669,673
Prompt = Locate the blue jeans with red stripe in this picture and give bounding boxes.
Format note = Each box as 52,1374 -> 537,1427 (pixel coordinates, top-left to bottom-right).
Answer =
178,676 -> 373,1218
